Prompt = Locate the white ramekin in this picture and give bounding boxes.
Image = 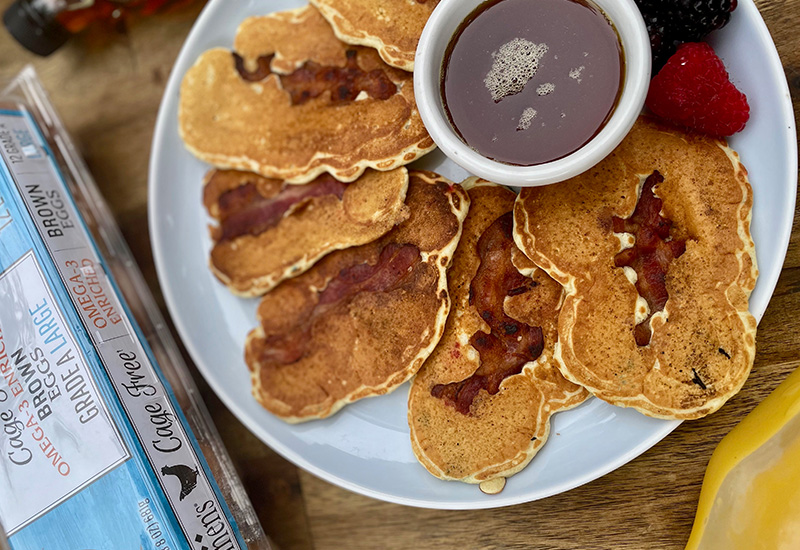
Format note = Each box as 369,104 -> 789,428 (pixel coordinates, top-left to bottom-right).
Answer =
414,0 -> 651,187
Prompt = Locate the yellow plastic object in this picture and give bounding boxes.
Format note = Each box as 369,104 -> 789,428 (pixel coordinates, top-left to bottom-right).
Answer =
685,366 -> 800,550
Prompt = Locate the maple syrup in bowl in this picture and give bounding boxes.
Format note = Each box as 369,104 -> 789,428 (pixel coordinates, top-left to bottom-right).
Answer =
415,0 -> 650,186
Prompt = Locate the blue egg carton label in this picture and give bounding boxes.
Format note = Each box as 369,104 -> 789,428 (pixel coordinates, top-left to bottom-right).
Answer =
0,107 -> 245,550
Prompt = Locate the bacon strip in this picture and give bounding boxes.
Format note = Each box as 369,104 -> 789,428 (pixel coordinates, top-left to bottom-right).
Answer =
259,243 -> 422,365
432,213 -> 544,415
232,49 -> 397,105
233,53 -> 274,82
217,175 -> 347,242
612,171 -> 686,346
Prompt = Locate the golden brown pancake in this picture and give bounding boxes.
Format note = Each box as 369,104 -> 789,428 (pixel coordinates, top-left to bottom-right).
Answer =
408,179 -> 588,485
179,5 -> 433,184
309,0 -> 439,71
245,171 -> 469,422
514,117 -> 758,420
203,167 -> 410,297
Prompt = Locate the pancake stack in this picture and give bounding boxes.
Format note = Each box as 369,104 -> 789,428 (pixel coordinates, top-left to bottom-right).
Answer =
408,180 -> 588,487
245,172 -> 468,421
310,0 -> 439,71
180,4 -> 457,422
203,167 -> 409,296
513,117 -> 757,420
179,5 -> 433,184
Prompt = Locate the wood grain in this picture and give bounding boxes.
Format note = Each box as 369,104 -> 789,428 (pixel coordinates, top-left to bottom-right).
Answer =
0,0 -> 797,549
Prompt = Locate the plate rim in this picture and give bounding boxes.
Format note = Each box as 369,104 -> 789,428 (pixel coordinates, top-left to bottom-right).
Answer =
147,0 -> 797,509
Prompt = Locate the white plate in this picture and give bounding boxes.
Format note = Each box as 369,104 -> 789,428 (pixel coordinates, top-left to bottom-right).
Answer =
148,0 -> 797,509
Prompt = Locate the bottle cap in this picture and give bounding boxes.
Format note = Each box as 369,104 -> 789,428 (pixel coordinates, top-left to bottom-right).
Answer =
3,0 -> 70,56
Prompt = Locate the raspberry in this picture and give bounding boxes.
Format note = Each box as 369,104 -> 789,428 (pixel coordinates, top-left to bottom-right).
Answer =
635,0 -> 738,70
645,42 -> 749,137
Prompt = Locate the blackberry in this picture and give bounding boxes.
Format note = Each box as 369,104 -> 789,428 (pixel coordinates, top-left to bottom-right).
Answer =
635,0 -> 738,71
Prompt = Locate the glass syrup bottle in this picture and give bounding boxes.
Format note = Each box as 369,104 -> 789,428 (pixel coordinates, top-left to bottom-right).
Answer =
3,0 -> 196,56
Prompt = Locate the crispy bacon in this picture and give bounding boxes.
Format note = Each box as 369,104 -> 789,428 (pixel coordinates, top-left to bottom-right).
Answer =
613,171 -> 686,346
233,53 -> 274,82
259,243 -> 422,365
232,49 -> 397,105
217,174 -> 347,242
432,213 -> 544,415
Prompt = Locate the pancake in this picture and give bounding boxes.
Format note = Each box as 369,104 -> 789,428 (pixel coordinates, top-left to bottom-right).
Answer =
203,166 -> 410,297
245,171 -> 469,422
408,179 -> 588,485
513,116 -> 758,420
179,5 -> 433,184
309,0 -> 439,71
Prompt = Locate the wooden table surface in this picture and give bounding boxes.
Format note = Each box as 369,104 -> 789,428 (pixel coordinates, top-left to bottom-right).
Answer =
0,1 -> 797,548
